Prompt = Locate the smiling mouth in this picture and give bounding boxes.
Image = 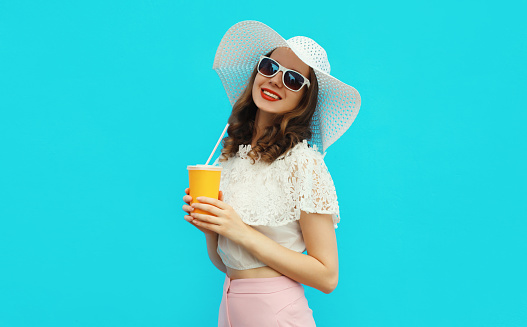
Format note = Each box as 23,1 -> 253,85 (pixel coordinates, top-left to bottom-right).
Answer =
261,88 -> 281,101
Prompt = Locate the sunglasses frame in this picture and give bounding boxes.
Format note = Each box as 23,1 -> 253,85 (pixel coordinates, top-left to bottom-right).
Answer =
257,55 -> 311,92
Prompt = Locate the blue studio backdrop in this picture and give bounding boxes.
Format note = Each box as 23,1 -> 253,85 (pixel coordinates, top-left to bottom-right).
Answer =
1,0 -> 526,326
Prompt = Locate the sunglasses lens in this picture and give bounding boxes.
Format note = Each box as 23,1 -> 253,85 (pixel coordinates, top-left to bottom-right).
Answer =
284,71 -> 305,91
258,58 -> 279,76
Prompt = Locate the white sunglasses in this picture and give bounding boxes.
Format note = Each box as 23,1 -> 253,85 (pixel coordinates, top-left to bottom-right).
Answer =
257,56 -> 311,92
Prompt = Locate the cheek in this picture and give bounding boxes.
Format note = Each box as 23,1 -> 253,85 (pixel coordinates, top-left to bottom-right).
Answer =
252,76 -> 264,95
287,90 -> 305,106
253,74 -> 265,88
252,83 -> 259,103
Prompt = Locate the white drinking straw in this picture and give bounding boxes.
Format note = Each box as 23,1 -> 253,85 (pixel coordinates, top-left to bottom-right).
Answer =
205,123 -> 229,165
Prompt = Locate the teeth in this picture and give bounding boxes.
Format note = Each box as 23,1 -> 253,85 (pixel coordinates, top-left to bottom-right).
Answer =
263,89 -> 279,99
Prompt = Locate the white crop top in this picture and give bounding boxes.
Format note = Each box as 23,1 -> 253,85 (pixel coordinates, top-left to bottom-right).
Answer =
217,140 -> 340,270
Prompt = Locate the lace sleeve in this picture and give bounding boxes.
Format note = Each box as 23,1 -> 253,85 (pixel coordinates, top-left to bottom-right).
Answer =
289,141 -> 340,228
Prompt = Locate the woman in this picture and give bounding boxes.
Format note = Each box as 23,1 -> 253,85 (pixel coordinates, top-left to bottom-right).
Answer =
183,21 -> 360,326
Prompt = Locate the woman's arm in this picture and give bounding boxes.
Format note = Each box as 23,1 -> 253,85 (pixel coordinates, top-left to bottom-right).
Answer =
183,190 -> 226,274
243,212 -> 338,293
190,198 -> 338,293
204,233 -> 227,274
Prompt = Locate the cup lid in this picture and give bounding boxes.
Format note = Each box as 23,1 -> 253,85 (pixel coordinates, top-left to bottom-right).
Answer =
187,165 -> 222,171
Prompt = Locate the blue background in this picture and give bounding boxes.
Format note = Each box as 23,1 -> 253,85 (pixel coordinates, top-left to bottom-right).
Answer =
1,0 -> 526,326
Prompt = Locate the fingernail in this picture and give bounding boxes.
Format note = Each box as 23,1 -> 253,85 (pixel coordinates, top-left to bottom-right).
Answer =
196,197 -> 202,201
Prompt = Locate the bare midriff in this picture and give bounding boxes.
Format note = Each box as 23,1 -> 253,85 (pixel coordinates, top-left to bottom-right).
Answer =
227,266 -> 283,280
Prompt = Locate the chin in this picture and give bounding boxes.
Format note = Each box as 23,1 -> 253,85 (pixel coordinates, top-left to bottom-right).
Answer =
253,97 -> 284,115
256,104 -> 284,115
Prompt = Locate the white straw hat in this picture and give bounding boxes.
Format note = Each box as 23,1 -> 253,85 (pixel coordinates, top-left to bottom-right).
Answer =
213,20 -> 361,153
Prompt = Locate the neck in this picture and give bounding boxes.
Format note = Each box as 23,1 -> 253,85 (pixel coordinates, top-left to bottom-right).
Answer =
252,109 -> 276,147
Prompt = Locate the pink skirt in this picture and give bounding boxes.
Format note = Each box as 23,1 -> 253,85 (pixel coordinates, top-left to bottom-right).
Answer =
218,275 -> 316,327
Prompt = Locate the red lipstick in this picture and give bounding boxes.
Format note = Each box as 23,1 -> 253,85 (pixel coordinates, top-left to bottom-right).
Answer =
261,88 -> 281,101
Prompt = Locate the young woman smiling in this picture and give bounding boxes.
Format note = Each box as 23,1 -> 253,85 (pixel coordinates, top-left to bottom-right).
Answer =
182,21 -> 361,326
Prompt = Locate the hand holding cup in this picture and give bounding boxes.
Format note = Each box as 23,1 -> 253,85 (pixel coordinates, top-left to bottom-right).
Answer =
183,188 -> 223,236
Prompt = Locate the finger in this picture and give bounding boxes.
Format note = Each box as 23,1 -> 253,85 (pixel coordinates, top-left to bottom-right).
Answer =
182,204 -> 194,213
192,219 -> 220,234
184,215 -> 193,222
219,191 -> 224,202
191,212 -> 220,225
185,188 -> 190,195
183,195 -> 192,204
196,196 -> 228,209
191,203 -> 222,217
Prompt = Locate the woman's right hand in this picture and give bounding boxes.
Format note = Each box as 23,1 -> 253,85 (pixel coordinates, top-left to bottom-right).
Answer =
183,188 -> 217,236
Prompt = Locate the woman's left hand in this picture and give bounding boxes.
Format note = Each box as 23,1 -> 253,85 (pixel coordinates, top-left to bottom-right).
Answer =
190,195 -> 252,244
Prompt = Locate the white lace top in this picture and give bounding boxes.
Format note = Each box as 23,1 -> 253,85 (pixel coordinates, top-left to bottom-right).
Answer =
217,140 -> 340,270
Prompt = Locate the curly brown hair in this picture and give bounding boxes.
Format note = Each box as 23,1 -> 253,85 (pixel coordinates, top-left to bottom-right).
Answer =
220,50 -> 319,164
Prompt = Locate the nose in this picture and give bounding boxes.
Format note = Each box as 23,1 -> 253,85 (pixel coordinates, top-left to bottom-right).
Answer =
268,71 -> 283,88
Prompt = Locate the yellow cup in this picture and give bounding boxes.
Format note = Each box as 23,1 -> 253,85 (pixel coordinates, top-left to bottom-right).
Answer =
187,165 -> 222,215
